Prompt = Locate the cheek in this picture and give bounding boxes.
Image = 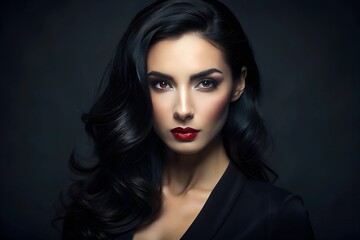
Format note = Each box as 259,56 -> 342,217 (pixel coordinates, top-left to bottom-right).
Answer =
198,93 -> 230,128
151,94 -> 172,128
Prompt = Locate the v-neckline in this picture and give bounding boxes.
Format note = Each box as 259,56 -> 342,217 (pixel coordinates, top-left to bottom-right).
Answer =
124,161 -> 246,240
179,161 -> 245,239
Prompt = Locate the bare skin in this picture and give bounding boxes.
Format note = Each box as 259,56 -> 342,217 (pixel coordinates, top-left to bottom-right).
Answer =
133,34 -> 246,240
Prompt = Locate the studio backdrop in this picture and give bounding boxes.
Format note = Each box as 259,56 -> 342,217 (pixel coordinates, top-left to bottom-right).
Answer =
0,0 -> 359,239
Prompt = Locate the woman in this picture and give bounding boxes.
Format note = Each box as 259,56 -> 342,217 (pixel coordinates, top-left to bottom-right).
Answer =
60,0 -> 314,239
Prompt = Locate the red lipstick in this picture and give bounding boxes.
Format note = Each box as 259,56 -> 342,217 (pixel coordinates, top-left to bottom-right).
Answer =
170,127 -> 200,141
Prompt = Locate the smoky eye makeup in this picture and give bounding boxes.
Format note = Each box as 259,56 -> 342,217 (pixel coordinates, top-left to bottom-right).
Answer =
191,68 -> 224,91
194,78 -> 221,91
147,68 -> 224,92
150,80 -> 173,91
147,74 -> 173,91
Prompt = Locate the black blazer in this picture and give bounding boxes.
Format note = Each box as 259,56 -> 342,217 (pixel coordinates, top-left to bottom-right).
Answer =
115,161 -> 314,240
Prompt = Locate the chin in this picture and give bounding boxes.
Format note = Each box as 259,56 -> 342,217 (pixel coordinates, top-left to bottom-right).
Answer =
166,142 -> 205,155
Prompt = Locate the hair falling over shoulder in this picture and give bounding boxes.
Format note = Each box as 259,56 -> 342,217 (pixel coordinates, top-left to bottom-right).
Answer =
55,0 -> 277,239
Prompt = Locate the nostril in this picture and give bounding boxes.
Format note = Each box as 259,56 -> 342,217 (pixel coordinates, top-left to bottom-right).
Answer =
173,112 -> 194,121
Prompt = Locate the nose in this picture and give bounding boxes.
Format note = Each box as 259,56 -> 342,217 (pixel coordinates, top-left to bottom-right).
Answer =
173,87 -> 194,121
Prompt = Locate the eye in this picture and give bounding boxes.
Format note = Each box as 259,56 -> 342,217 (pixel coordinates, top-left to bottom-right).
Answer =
195,79 -> 219,90
151,80 -> 173,90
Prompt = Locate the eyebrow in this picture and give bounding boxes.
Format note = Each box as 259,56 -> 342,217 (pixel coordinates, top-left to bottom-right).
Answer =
147,68 -> 223,81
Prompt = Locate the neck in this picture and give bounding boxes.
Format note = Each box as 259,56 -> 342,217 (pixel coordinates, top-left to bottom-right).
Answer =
162,136 -> 229,196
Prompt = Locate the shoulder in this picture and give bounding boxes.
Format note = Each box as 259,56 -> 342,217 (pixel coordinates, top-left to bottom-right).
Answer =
237,178 -> 315,239
226,162 -> 305,210
218,162 -> 315,239
245,179 -> 309,221
245,178 -> 303,207
236,177 -> 308,218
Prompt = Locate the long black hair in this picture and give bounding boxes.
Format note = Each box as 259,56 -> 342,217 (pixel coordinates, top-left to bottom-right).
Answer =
59,0 -> 275,238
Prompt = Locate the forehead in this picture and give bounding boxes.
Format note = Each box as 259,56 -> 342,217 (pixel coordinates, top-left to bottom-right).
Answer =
147,34 -> 229,74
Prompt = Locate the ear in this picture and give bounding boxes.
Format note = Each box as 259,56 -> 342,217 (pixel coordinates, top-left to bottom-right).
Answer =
231,66 -> 246,102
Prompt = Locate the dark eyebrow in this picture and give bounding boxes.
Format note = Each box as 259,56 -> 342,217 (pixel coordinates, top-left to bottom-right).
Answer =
147,71 -> 173,81
147,68 -> 223,81
190,68 -> 223,80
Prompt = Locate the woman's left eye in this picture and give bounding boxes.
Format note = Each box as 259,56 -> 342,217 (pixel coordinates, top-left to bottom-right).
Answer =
195,79 -> 218,90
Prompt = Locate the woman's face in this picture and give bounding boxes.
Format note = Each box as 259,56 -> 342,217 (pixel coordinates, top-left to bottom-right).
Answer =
147,34 -> 244,155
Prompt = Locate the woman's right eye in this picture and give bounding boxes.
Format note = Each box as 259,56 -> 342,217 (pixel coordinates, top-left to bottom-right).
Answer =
151,80 -> 172,90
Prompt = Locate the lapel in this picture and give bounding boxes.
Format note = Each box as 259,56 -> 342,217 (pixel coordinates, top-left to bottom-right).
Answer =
119,161 -> 247,240
180,161 -> 246,239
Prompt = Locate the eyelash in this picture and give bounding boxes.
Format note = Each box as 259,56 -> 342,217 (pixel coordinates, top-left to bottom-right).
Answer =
195,79 -> 219,90
150,79 -> 219,91
151,80 -> 173,90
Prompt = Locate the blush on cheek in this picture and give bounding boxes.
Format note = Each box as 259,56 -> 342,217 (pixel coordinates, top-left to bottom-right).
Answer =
203,95 -> 231,127
152,103 -> 165,124
151,93 -> 172,130
210,94 -> 230,117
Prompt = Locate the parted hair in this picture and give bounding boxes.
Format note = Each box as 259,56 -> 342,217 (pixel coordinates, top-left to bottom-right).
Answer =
58,0 -> 275,239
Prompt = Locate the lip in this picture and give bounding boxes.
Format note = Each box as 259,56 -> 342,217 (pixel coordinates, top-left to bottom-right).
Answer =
170,127 -> 200,141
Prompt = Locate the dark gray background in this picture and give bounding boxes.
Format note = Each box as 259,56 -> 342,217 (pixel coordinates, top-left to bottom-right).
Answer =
1,0 -> 359,239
